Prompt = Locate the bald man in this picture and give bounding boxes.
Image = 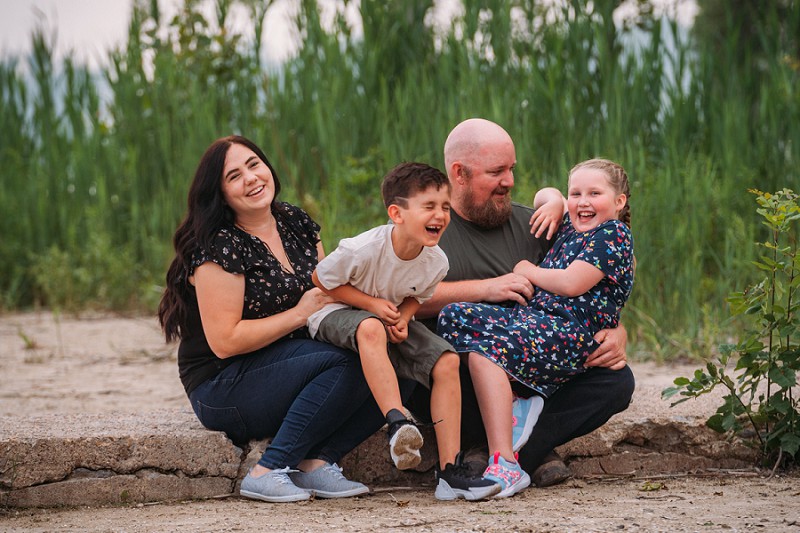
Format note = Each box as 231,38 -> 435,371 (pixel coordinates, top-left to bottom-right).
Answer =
415,118 -> 635,487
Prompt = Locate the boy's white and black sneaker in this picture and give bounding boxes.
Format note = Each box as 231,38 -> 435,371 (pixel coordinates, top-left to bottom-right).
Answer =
434,451 -> 502,501
386,409 -> 423,470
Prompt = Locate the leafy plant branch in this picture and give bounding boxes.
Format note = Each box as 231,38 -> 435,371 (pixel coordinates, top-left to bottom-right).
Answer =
663,188 -> 800,468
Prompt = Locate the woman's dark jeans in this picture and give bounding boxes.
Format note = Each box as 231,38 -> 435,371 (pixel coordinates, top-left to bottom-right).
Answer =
189,338 -> 393,470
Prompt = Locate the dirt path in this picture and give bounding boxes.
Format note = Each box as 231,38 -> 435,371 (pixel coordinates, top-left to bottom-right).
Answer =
3,475 -> 799,532
1,311 -> 799,532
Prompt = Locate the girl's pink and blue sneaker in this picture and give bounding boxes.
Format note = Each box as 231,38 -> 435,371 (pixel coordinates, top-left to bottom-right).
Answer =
512,394 -> 544,452
483,451 -> 531,498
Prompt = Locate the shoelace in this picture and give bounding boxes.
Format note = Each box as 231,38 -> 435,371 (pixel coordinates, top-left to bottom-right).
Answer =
449,461 -> 479,480
269,466 -> 298,485
325,463 -> 347,480
485,452 -> 521,482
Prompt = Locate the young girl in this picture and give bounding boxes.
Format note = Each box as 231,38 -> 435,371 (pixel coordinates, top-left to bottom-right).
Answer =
437,158 -> 634,498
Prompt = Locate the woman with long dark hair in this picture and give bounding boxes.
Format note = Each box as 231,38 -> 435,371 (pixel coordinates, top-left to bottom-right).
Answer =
159,135 -> 383,503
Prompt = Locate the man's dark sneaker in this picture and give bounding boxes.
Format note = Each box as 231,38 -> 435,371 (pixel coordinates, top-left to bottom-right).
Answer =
434,451 -> 501,501
531,451 -> 571,487
386,410 -> 423,470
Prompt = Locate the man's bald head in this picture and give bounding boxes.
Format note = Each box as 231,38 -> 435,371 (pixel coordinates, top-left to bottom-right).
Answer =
442,118 -> 517,227
443,118 -> 514,178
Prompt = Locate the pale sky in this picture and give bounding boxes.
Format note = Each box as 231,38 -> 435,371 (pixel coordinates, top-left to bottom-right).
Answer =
0,0 -> 697,70
0,0 -> 301,69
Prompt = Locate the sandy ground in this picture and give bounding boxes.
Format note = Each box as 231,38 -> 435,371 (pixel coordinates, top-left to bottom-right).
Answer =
1,311 -> 799,532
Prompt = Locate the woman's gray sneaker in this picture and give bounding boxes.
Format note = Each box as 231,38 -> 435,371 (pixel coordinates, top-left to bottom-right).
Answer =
290,463 -> 370,498
240,467 -> 311,503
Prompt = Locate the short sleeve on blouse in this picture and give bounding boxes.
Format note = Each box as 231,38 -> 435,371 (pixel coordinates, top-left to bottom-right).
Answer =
278,203 -> 321,247
190,228 -> 248,275
575,220 -> 633,283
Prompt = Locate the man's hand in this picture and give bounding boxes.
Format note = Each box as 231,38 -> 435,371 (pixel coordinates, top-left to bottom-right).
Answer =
387,319 -> 409,344
481,273 -> 534,306
585,324 -> 627,370
367,298 -> 401,326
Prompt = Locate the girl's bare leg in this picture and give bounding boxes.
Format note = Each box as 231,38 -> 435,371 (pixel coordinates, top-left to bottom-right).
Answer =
468,352 -> 515,461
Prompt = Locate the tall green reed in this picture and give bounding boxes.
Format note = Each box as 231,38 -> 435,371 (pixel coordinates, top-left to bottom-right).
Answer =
1,0 -> 797,361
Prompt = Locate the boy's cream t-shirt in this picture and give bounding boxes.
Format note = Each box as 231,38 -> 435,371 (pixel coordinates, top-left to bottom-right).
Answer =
307,224 -> 449,337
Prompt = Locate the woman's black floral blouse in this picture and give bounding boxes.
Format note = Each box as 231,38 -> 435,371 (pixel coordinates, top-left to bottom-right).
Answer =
177,202 -> 321,394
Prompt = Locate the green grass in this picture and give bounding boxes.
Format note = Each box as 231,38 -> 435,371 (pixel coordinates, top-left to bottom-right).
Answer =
1,0 -> 798,361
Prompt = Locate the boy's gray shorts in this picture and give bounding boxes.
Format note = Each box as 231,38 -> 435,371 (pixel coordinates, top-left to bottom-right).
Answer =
314,308 -> 455,389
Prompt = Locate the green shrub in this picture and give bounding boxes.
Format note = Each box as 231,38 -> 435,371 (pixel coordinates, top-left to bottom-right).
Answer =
663,189 -> 800,468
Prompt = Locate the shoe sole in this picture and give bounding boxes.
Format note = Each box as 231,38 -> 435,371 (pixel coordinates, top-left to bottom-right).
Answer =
240,489 -> 311,503
512,396 -> 544,452
434,479 -> 502,501
493,471 -> 531,498
389,424 -> 423,470
311,486 -> 370,499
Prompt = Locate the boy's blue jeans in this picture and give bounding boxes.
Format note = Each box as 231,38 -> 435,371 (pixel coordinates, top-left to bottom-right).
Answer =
189,338 -> 398,470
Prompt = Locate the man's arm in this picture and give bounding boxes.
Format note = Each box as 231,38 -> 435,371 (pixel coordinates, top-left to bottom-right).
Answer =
416,274 -> 534,319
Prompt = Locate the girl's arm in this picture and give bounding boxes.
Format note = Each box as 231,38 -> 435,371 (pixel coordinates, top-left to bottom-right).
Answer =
529,187 -> 567,239
194,261 -> 332,358
513,259 -> 604,297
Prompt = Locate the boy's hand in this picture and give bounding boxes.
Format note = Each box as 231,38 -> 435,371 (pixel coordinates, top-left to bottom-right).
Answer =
387,320 -> 408,344
368,298 -> 401,326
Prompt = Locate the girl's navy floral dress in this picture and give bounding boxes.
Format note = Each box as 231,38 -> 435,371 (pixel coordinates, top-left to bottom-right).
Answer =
437,214 -> 634,398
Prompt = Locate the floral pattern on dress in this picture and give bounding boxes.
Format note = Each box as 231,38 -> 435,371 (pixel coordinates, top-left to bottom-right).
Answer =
437,214 -> 633,398
188,202 -> 320,338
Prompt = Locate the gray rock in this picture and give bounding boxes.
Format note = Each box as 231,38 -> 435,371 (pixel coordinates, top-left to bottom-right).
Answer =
0,383 -> 759,508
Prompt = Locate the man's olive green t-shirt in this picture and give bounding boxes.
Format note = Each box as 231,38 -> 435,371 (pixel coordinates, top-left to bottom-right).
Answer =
440,203 -> 551,284
421,202 -> 552,330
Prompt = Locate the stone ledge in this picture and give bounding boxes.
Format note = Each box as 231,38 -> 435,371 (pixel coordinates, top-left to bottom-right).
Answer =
0,384 -> 758,508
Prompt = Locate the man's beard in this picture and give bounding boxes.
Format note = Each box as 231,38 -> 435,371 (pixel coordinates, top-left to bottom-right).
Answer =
461,187 -> 513,228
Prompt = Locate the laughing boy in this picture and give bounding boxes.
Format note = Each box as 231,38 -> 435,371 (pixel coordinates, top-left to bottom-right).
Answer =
308,162 -> 500,501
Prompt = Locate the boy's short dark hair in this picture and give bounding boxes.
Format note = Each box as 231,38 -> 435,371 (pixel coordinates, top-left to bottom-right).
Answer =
381,162 -> 451,208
